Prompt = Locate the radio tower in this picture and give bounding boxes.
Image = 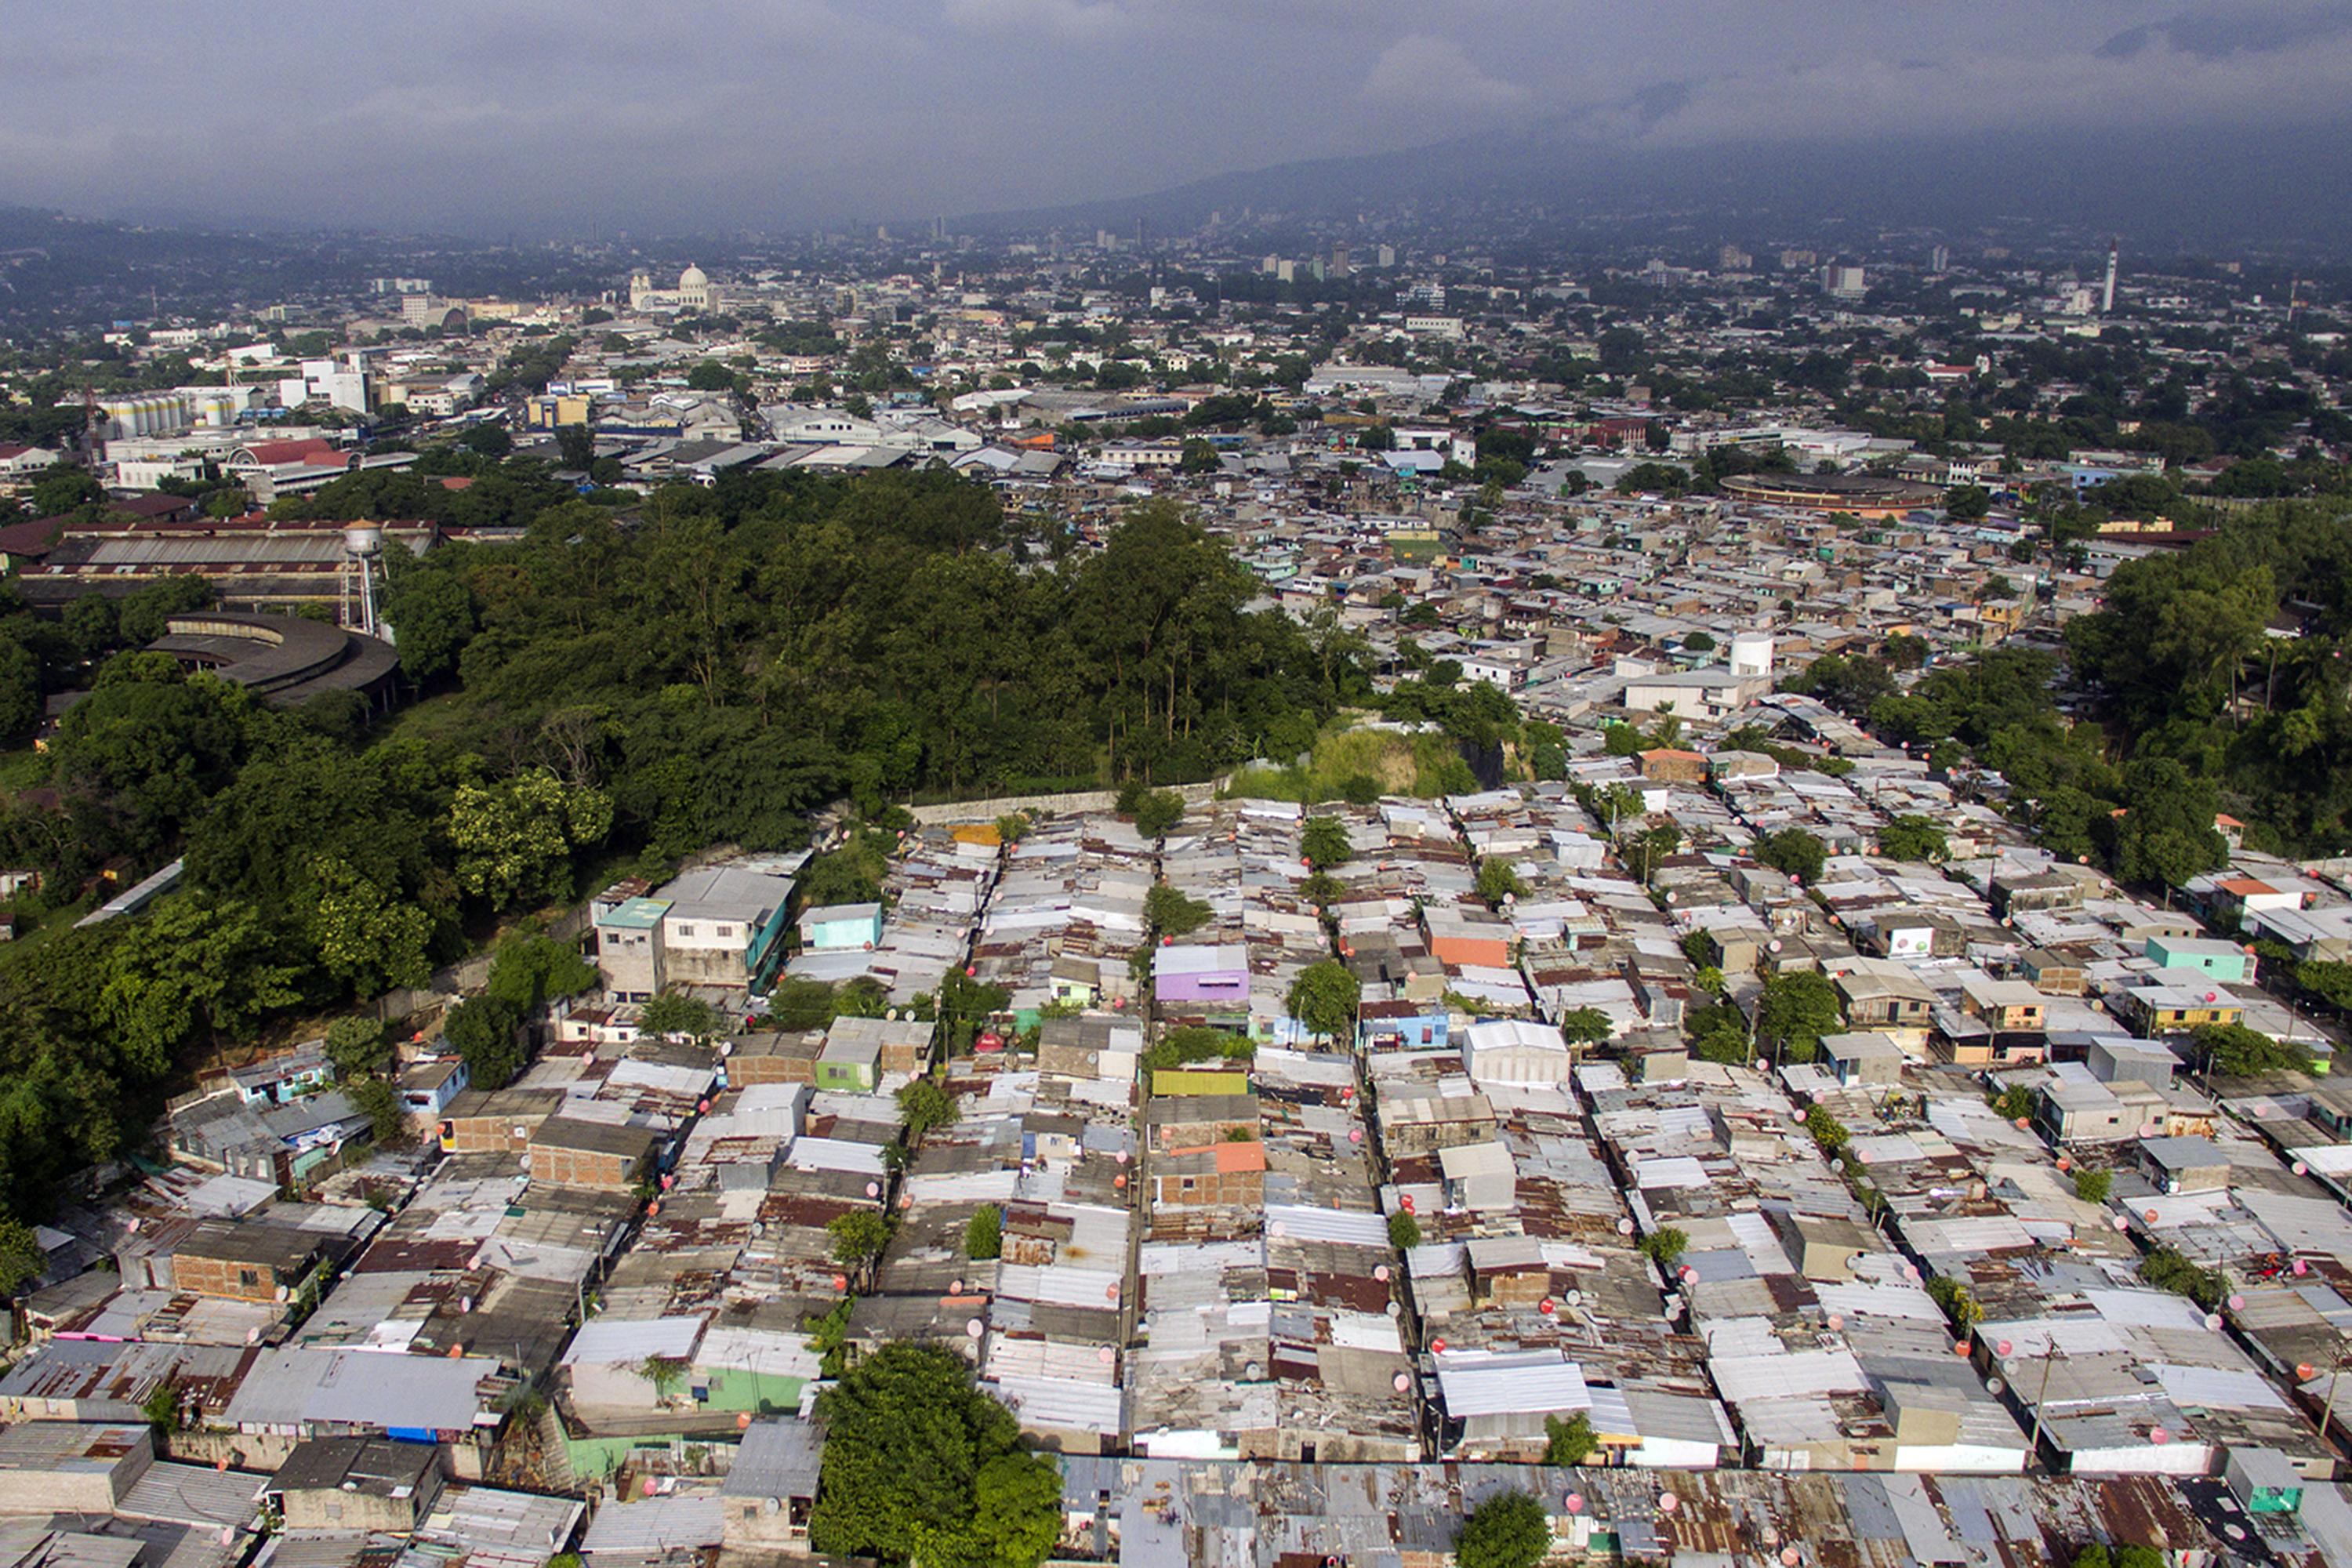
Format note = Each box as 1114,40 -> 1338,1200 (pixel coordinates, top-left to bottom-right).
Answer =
2101,238 -> 2119,315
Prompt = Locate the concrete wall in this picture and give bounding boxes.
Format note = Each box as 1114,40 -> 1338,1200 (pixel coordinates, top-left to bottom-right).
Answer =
909,777 -> 1226,827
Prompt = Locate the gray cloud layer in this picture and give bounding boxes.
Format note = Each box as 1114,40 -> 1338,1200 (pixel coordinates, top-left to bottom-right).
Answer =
1,0 -> 2347,234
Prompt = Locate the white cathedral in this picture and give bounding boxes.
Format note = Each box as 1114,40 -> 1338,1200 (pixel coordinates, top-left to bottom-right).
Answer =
627,263 -> 714,313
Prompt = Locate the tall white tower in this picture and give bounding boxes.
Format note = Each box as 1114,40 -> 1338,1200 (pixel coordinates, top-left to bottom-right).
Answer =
342,524 -> 385,638
2101,240 -> 2118,315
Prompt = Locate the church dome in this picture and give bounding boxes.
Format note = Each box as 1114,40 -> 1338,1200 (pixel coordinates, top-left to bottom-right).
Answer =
678,263 -> 709,289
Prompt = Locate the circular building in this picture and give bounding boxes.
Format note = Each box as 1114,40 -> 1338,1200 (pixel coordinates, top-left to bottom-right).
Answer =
150,612 -> 401,711
1719,471 -> 1944,519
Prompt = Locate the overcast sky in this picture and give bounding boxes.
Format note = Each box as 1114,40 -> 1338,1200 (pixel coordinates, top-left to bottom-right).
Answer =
3,0 -> 2349,235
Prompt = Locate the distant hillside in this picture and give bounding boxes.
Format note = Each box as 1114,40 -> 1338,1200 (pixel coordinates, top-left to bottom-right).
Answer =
952,118 -> 2352,256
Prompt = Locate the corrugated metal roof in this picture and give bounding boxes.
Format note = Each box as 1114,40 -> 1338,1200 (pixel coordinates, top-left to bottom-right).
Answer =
1436,1349 -> 1591,1417
1264,1205 -> 1386,1249
579,1493 -> 724,1557
561,1316 -> 702,1367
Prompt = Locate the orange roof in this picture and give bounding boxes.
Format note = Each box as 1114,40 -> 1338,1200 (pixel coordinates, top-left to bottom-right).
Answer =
2217,877 -> 2278,896
2216,814 -> 2244,829
1213,1142 -> 1269,1174
1642,748 -> 1707,762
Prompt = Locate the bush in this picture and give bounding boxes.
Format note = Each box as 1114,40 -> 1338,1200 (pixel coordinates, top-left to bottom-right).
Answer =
1388,1210 -> 1421,1250
964,1203 -> 1003,1261
1544,1410 -> 1596,1465
1805,1103 -> 1850,1157
1475,858 -> 1524,909
1639,1227 -> 1687,1268
1926,1274 -> 1982,1330
2141,1243 -> 2227,1309
2074,1167 -> 2112,1204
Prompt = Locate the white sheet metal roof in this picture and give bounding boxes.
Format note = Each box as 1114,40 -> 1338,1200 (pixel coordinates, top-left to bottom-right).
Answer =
1709,1348 -> 1869,1405
1633,1156 -> 1709,1189
563,1316 -> 704,1367
1264,1205 -> 1388,1249
1435,1349 -> 1592,1417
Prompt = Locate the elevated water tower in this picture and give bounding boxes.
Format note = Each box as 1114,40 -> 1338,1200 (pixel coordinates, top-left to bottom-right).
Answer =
1730,630 -> 1774,680
341,524 -> 385,638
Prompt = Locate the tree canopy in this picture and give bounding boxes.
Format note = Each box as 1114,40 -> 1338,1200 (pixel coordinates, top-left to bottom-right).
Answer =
1285,960 -> 1361,1043
809,1344 -> 1063,1566
1454,1488 -> 1552,1568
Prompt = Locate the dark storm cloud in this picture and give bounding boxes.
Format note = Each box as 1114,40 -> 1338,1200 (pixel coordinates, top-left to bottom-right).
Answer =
0,0 -> 2346,234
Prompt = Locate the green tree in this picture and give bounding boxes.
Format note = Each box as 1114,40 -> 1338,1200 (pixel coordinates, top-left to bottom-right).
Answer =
1557,1007 -> 1612,1051
307,854 -> 435,996
379,564 -> 477,682
1454,1487 -> 1552,1568
1285,959 -> 1361,1043
1639,1227 -> 1688,1268
637,991 -> 721,1040
0,1218 -> 47,1296
964,1203 -> 1003,1261
1301,815 -> 1353,870
2299,960 -> 2352,1011
1926,1274 -> 1983,1330
99,895 -> 304,1076
1757,971 -> 1843,1064
810,1343 -> 1060,1565
1878,815 -> 1950,863
1805,1103 -> 1851,1157
347,1074 -> 407,1146
2141,1243 -> 2227,1309
445,994 -> 528,1091
1944,484 -> 1992,520
28,465 -> 105,517
2074,1167 -> 2113,1204
554,423 -> 597,470
449,769 -> 612,911
2194,1021 -> 2313,1076
1388,1210 -> 1422,1250
1178,437 -> 1220,474
458,423 -> 513,458
485,934 -> 598,1011
1475,859 -> 1525,909
1131,789 -> 1185,837
828,1210 -> 894,1286
1631,822 -> 1682,884
924,1450 -> 1065,1568
1543,1411 -> 1596,1466
898,1077 -> 959,1141
323,1015 -> 393,1078
1145,883 -> 1210,937
1756,828 -> 1827,882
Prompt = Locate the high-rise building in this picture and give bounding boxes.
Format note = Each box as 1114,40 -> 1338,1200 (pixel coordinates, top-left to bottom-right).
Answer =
1929,245 -> 1950,274
2102,241 -> 2118,314
1330,242 -> 1351,278
1820,264 -> 1867,299
1376,244 -> 1396,268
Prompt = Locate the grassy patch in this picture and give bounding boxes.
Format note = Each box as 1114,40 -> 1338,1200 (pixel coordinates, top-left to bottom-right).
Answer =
1226,720 -> 1474,803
